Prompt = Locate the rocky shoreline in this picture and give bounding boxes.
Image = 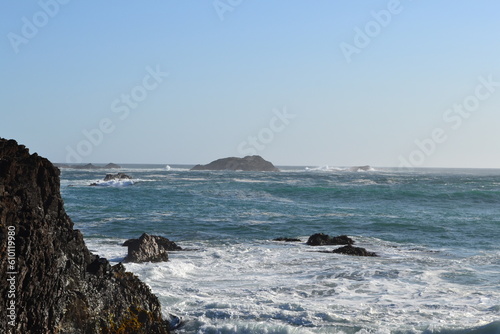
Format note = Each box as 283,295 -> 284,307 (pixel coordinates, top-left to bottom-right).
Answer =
0,138 -> 378,332
0,139 -> 171,333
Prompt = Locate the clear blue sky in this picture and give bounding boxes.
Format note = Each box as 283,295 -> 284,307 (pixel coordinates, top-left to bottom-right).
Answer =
1,1 -> 500,167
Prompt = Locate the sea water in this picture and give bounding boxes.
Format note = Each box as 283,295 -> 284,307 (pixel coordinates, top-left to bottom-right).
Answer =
59,166 -> 500,333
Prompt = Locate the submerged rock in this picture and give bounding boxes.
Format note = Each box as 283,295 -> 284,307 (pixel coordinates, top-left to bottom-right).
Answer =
0,138 -> 170,333
273,237 -> 302,242
191,155 -> 279,172
324,245 -> 378,257
306,233 -> 354,246
123,233 -> 182,263
103,172 -> 131,181
90,172 -> 133,186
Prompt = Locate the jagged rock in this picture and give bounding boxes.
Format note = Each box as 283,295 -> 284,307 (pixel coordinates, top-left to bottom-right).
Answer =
306,233 -> 354,246
191,155 -> 279,172
104,163 -> 121,169
273,237 -> 301,242
103,172 -> 131,181
0,138 -> 170,334
324,245 -> 378,257
123,233 -> 182,263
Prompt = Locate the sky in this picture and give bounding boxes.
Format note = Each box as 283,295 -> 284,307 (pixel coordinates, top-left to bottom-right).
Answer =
1,1 -> 500,168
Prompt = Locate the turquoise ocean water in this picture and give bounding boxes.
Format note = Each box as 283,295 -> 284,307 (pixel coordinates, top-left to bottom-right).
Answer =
60,165 -> 500,333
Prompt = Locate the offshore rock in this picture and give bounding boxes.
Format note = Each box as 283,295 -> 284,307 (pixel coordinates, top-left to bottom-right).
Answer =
306,233 -> 354,246
103,172 -> 132,181
0,138 -> 170,334
191,155 -> 280,172
104,163 -> 121,169
324,245 -> 378,257
123,233 -> 182,263
273,237 -> 301,242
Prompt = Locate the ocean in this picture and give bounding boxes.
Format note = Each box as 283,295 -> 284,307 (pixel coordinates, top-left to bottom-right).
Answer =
59,165 -> 500,334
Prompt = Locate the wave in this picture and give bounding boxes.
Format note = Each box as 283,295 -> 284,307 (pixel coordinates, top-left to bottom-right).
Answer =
305,165 -> 376,172
164,165 -> 189,172
91,179 -> 134,187
423,321 -> 500,334
81,233 -> 500,334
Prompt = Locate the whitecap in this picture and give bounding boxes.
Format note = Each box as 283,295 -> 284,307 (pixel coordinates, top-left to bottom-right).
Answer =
92,179 -> 134,187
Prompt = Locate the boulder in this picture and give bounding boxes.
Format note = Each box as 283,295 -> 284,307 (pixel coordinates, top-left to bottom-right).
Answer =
0,138 -> 170,333
306,233 -> 354,246
124,233 -> 182,263
191,155 -> 279,172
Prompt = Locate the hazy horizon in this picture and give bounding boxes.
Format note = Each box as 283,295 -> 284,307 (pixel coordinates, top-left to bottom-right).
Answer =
49,160 -> 500,171
2,1 -> 500,168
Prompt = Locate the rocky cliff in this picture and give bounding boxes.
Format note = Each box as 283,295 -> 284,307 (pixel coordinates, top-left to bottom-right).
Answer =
0,139 -> 170,333
191,155 -> 279,172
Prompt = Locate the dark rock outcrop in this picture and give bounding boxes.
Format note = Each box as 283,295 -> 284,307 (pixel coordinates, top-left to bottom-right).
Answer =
191,155 -> 279,172
90,173 -> 133,186
323,245 -> 378,257
306,233 -> 354,246
79,163 -> 98,169
123,233 -> 182,263
0,139 -> 170,333
273,237 -> 301,242
103,172 -> 132,181
104,163 -> 121,169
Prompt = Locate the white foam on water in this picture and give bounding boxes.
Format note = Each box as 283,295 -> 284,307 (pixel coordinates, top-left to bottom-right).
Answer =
85,237 -> 500,333
232,178 -> 268,184
305,166 -> 343,172
92,179 -> 134,187
305,166 -> 377,173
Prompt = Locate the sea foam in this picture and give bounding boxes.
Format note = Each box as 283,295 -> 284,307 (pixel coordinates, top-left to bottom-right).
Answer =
84,237 -> 500,333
